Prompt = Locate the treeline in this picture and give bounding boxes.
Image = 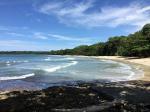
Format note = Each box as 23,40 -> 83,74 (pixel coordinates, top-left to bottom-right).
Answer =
49,24 -> 150,57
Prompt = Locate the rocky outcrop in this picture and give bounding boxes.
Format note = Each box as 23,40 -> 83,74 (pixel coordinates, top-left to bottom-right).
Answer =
0,80 -> 150,112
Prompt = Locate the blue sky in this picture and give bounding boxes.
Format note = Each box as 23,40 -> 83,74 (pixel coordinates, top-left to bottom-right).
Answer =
0,0 -> 150,51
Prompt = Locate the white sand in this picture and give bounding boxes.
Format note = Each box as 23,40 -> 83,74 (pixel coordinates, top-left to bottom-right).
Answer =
93,56 -> 150,67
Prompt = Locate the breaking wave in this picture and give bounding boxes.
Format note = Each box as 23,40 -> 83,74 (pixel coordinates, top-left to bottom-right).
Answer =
44,61 -> 78,72
0,73 -> 35,81
44,57 -> 75,61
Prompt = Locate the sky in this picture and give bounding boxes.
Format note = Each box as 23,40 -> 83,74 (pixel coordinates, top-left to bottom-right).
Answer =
0,0 -> 150,51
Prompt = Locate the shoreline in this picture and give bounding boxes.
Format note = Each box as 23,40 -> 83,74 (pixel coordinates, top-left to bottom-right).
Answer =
91,56 -> 150,81
70,55 -> 150,81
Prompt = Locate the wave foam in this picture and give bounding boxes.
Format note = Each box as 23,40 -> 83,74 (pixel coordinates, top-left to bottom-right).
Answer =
6,63 -> 11,66
44,57 -> 75,61
0,73 -> 35,81
44,61 -> 78,72
100,60 -> 118,64
5,60 -> 29,64
44,58 -> 51,61
100,59 -> 144,81
6,61 -> 10,64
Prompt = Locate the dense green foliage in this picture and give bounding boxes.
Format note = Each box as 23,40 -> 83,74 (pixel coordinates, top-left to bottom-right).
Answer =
49,24 -> 150,57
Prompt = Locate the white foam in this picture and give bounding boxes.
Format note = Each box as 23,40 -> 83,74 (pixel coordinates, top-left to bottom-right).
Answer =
44,58 -> 51,61
117,62 -> 144,80
6,61 -> 11,66
44,66 -> 62,72
6,61 -> 10,64
118,63 -> 132,70
65,57 -> 75,60
44,61 -> 78,72
44,57 -> 75,61
100,59 -> 144,81
23,60 -> 29,63
100,59 -> 119,64
16,60 -> 29,63
107,67 -> 136,81
6,60 -> 29,63
127,71 -> 136,80
0,73 -> 35,81
6,63 -> 11,66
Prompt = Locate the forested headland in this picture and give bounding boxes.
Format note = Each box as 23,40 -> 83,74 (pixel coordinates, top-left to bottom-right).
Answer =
49,24 -> 150,57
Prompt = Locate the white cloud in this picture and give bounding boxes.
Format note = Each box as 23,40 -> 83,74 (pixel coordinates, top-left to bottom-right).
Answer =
33,32 -> 92,42
5,32 -> 25,37
0,40 -> 24,47
48,34 -> 91,42
37,1 -> 150,29
0,40 -> 53,51
34,32 -> 48,39
0,26 -> 29,32
0,26 -> 92,43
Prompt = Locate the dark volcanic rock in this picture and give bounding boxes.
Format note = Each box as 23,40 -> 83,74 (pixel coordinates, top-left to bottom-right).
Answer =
0,80 -> 150,112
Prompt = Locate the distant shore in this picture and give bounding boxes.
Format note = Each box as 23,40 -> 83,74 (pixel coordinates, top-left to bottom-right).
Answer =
92,56 -> 150,81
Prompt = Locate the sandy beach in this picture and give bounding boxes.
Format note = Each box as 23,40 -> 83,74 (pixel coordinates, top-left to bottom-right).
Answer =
92,56 -> 150,81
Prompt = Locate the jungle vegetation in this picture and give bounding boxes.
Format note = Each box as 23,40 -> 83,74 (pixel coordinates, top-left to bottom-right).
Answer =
49,24 -> 150,57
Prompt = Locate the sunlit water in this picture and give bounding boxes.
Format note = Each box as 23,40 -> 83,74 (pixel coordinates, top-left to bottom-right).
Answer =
0,54 -> 143,91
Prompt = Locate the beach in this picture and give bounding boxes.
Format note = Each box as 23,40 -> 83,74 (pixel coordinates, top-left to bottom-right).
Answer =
0,55 -> 150,111
92,56 -> 150,81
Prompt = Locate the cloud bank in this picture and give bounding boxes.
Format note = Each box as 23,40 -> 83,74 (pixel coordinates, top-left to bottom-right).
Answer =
37,0 -> 150,29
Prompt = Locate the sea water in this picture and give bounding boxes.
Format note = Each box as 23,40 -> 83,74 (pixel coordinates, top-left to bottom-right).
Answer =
0,54 -> 144,91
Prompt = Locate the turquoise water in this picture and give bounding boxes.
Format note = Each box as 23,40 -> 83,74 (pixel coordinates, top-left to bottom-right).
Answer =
0,54 -> 143,91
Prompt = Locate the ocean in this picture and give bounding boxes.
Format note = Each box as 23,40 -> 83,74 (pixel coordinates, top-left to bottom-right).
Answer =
0,54 -> 143,91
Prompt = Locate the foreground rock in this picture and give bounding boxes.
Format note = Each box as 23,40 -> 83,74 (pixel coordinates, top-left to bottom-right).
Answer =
0,80 -> 150,112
